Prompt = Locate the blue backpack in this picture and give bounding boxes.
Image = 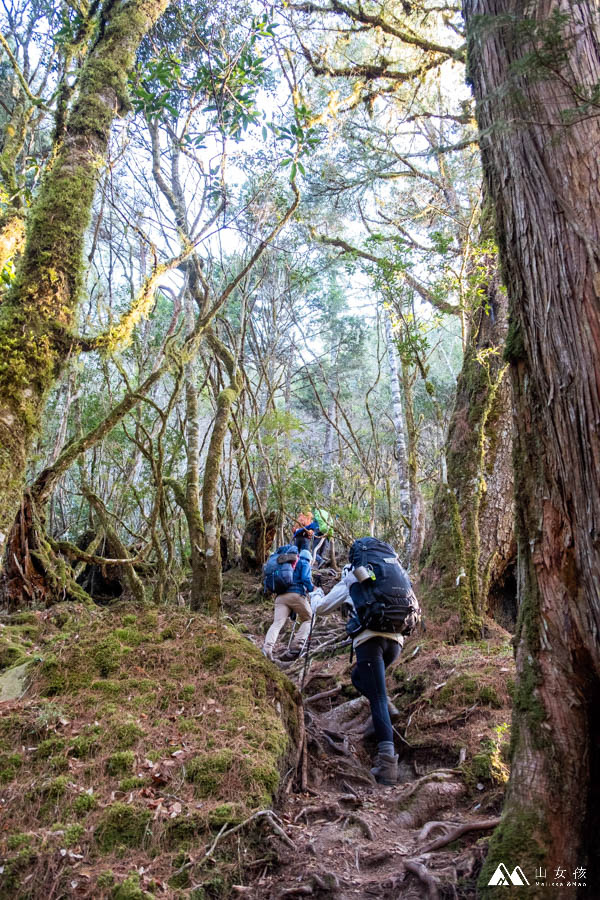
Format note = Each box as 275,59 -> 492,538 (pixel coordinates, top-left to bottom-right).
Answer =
263,545 -> 298,595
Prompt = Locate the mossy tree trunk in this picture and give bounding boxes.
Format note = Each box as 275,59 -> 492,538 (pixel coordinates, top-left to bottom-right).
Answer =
0,0 -> 168,550
464,0 -> 600,891
419,258 -> 513,637
240,511 -> 279,574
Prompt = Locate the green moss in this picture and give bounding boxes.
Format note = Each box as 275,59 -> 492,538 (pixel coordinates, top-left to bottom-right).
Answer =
119,776 -> 149,791
436,673 -> 479,707
97,871 -> 115,890
114,627 -> 147,647
40,655 -> 66,696
106,750 -> 135,776
63,823 -> 85,847
0,751 -> 23,783
39,775 -> 69,798
198,644 -> 226,670
122,615 -> 137,626
113,721 -> 144,749
186,749 -> 234,797
178,685 -> 195,702
47,753 -> 69,773
111,872 -> 153,900
478,684 -> 502,708
478,809 -> 546,895
91,679 -> 122,695
94,637 -> 122,677
69,734 -> 99,759
95,802 -> 152,852
6,832 -> 32,851
34,737 -> 65,759
160,626 -> 176,640
164,812 -> 206,848
73,792 -> 97,815
504,316 -> 525,362
0,638 -> 28,671
169,852 -> 191,888
208,802 -> 245,827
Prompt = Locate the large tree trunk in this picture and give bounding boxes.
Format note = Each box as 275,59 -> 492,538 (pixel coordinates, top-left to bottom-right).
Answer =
419,260 -> 514,637
0,0 -> 168,550
463,0 -> 600,891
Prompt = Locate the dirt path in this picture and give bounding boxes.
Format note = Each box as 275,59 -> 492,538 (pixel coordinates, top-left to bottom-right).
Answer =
242,613 -> 503,899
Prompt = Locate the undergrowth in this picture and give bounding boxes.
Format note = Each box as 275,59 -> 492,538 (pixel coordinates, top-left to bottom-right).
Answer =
0,602 -> 300,898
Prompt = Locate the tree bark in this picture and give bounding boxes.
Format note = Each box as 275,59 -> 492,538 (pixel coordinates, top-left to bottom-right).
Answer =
463,0 -> 600,891
0,0 -> 169,550
419,259 -> 513,637
384,311 -> 411,538
401,359 -> 426,571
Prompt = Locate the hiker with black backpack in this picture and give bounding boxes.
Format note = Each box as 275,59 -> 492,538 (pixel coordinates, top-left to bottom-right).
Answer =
311,537 -> 420,786
262,538 -> 314,662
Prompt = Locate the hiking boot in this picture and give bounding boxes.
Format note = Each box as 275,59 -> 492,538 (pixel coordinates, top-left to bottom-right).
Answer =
370,752 -> 398,785
280,648 -> 301,661
262,647 -> 273,661
388,701 -> 401,722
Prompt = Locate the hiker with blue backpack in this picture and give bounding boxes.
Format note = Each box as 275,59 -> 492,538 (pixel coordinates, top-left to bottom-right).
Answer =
262,534 -> 314,662
311,537 -> 420,786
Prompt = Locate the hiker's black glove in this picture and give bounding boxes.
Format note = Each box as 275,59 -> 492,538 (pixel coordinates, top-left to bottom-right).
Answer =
289,611 -> 297,621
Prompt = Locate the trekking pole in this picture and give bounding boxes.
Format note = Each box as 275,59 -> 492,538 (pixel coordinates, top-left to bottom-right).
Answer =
300,613 -> 315,692
312,536 -> 326,565
286,618 -> 298,651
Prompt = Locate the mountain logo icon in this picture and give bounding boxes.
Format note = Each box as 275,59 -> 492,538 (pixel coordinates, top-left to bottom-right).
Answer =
488,863 -> 531,885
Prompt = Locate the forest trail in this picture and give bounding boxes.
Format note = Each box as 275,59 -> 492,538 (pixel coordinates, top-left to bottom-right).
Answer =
229,573 -> 511,899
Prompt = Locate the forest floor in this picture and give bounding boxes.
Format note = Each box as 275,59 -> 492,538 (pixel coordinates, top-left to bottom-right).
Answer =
221,569 -> 515,899
0,569 -> 515,898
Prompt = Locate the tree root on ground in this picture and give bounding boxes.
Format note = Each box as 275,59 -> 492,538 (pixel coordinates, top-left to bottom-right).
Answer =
278,871 -> 343,897
403,859 -> 441,899
359,849 -> 394,868
343,812 -> 374,840
294,802 -> 342,824
419,816 -> 501,853
395,779 -> 466,828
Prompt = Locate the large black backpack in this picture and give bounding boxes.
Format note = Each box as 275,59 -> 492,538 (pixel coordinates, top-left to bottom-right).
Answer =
346,537 -> 420,637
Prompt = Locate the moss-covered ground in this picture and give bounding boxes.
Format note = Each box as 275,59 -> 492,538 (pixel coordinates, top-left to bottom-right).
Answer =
0,601 -> 300,898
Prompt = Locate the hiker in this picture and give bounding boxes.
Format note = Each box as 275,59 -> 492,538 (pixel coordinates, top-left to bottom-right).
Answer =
293,508 -> 333,564
311,537 -> 420,786
263,541 -> 314,662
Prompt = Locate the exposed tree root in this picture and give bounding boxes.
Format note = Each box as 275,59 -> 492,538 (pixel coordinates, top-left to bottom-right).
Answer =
419,816 -> 501,853
343,812 -> 374,840
396,780 -> 466,828
404,859 -> 441,899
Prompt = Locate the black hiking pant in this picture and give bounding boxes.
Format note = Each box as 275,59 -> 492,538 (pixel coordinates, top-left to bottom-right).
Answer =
351,637 -> 400,745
